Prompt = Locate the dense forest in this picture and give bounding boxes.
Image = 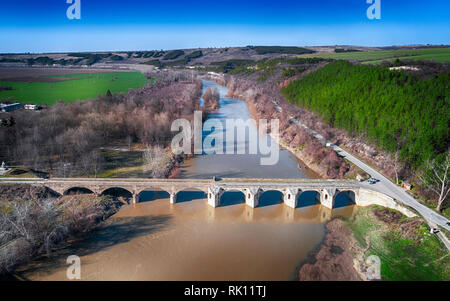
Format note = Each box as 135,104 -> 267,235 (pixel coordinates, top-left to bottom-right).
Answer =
281,60 -> 449,170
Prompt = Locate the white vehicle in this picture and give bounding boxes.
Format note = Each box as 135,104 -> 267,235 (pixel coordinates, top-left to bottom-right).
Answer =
368,177 -> 378,184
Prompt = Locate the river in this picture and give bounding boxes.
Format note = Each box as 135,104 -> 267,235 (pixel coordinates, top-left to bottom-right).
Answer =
181,80 -> 316,179
23,80 -> 357,281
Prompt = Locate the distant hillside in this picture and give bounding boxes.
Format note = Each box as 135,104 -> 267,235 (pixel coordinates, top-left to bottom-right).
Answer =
298,47 -> 450,64
247,46 -> 315,55
0,45 -> 448,70
0,46 -> 317,69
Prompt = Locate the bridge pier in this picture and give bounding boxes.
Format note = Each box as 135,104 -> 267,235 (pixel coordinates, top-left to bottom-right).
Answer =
170,192 -> 177,204
320,188 -> 336,209
284,188 -> 299,208
132,193 -> 140,204
208,186 -> 222,208
353,189 -> 360,205
245,188 -> 261,208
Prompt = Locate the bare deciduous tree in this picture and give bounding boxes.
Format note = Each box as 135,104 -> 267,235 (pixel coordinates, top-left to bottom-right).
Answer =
0,199 -> 68,273
143,145 -> 170,178
80,150 -> 104,178
391,149 -> 401,185
0,195 -> 121,274
203,86 -> 220,111
419,150 -> 450,211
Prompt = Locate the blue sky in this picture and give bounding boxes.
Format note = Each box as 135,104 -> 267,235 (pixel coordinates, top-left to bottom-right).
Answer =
0,0 -> 449,53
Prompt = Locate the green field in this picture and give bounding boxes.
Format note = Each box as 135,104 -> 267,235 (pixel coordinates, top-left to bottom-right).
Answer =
0,72 -> 147,105
299,47 -> 450,64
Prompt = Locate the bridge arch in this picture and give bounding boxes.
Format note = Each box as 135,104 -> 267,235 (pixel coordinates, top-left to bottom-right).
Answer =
175,188 -> 207,203
296,190 -> 320,208
258,190 -> 283,207
64,187 -> 95,196
334,190 -> 356,208
138,187 -> 170,202
220,190 -> 245,207
101,187 -> 133,202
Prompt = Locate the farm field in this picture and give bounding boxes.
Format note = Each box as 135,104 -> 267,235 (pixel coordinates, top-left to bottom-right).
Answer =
0,71 -> 147,105
299,47 -> 450,64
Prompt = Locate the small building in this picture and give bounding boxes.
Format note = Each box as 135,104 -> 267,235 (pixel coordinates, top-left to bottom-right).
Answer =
0,103 -> 22,112
24,104 -> 39,110
356,174 -> 365,182
389,66 -> 420,71
401,181 -> 412,190
0,161 -> 10,176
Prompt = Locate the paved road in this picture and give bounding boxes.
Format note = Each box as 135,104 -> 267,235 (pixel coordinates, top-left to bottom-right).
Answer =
273,100 -> 450,232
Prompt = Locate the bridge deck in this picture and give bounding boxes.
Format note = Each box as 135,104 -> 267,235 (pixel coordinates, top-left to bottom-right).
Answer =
0,177 -> 361,188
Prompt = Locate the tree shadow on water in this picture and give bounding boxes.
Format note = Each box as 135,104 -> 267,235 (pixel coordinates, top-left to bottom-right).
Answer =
17,215 -> 172,279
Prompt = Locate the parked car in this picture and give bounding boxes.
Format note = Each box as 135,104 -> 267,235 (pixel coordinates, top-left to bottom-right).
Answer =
367,177 -> 378,184
430,227 -> 440,234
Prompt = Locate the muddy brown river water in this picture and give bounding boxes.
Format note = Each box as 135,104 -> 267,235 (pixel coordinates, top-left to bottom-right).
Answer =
23,80 -> 358,281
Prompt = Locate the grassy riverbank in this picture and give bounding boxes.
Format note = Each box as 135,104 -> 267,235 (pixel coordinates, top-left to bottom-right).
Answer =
345,206 -> 449,280
298,206 -> 449,281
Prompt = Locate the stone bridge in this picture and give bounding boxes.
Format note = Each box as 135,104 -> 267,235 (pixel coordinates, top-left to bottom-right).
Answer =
3,177 -> 367,209
0,177 -> 417,215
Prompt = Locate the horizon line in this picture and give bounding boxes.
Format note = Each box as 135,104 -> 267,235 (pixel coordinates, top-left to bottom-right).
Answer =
2,44 -> 450,55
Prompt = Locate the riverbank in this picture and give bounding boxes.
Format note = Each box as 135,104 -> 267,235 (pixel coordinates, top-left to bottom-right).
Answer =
0,184 -> 123,277
297,218 -> 365,280
298,206 -> 450,281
